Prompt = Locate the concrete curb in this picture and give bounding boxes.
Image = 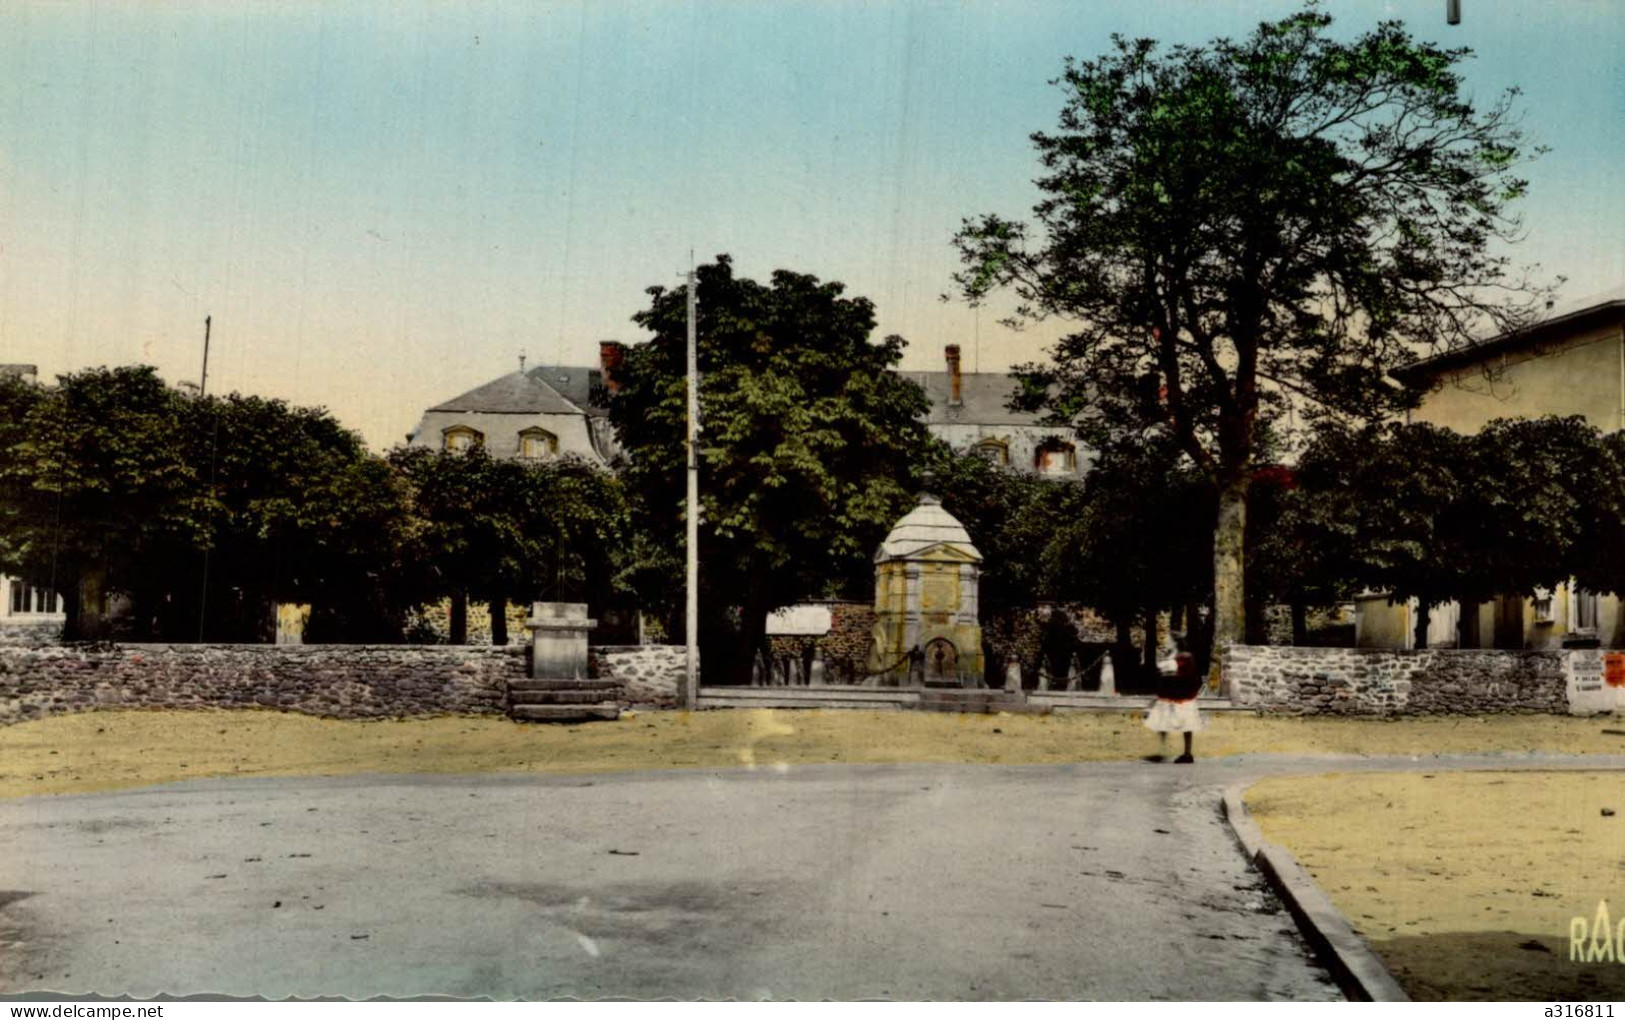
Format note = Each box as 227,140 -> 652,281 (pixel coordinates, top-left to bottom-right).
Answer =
1222,782 -> 1410,1002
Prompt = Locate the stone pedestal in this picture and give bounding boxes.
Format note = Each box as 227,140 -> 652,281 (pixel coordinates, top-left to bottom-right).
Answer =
527,602 -> 596,680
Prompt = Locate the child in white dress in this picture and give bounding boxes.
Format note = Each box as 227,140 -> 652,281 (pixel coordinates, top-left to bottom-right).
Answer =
1145,647 -> 1204,763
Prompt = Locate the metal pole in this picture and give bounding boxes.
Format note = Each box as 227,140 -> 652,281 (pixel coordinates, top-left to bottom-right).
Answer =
684,259 -> 700,708
1446,0 -> 1460,25
199,315 -> 212,396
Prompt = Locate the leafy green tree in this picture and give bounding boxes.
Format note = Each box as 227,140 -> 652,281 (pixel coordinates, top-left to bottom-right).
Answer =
1043,437 -> 1213,669
172,392 -> 415,641
0,367 -> 200,638
0,366 -> 417,641
929,447 -> 1065,614
951,5 -> 1553,671
1283,417 -> 1601,648
611,255 -> 931,682
389,447 -> 628,644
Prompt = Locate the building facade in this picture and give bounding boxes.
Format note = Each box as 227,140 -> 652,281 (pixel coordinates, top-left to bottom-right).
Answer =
1358,289 -> 1625,649
905,344 -> 1085,477
404,342 -> 626,464
409,341 -> 1084,476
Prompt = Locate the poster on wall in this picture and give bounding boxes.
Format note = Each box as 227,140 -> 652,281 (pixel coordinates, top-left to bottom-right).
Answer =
1606,653 -> 1625,687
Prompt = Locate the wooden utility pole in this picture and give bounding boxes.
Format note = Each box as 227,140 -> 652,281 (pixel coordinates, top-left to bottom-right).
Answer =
199,315 -> 212,396
684,258 -> 700,708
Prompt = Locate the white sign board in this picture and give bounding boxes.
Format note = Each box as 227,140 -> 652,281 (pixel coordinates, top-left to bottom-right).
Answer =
1566,650 -> 1625,715
765,604 -> 833,637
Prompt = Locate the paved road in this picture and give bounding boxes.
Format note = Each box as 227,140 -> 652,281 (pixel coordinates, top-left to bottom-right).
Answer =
4,753 -> 1616,1001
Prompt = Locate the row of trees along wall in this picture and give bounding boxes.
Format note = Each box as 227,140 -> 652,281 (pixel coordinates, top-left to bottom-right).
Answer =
0,367 -> 627,645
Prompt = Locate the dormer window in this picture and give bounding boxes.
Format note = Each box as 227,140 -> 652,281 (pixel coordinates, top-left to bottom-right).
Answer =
972,438 -> 1009,465
443,425 -> 484,452
518,426 -> 559,460
1035,439 -> 1077,475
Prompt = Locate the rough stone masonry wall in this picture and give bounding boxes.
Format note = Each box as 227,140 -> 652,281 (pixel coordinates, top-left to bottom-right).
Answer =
767,602 -> 877,684
591,645 -> 689,709
0,621 -> 63,648
1227,645 -> 1573,715
0,644 -> 525,726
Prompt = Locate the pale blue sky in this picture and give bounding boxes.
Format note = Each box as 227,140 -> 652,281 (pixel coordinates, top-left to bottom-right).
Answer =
1,1 -> 1619,448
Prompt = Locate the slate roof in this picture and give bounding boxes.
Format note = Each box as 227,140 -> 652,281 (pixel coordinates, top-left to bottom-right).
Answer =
902,371 -> 1046,426
525,365 -> 609,418
1396,286 -> 1625,380
428,370 -> 583,415
875,494 -> 983,563
426,363 -> 1048,426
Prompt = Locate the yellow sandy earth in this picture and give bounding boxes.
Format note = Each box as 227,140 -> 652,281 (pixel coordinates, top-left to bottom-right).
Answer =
1247,771 -> 1625,1001
1,706 -> 1622,800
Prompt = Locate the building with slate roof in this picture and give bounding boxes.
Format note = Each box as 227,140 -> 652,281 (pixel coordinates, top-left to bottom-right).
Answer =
902,344 -> 1086,477
407,341 -> 1082,477
1356,287 -> 1625,651
403,343 -> 625,465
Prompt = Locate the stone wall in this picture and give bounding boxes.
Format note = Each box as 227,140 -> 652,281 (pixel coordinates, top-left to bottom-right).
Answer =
0,621 -> 63,648
1225,645 -> 1607,715
592,645 -> 689,708
0,643 -> 525,726
767,601 -> 876,684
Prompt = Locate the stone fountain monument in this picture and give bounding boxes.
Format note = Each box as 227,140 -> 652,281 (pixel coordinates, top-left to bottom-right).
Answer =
867,487 -> 985,686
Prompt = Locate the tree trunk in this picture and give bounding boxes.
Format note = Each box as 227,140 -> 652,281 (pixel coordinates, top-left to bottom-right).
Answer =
71,567 -> 110,641
449,591 -> 468,645
1290,600 -> 1308,646
1458,599 -> 1480,649
489,594 -> 508,646
1209,475 -> 1249,693
1142,606 -> 1159,669
1413,600 -> 1431,651
1113,616 -> 1134,688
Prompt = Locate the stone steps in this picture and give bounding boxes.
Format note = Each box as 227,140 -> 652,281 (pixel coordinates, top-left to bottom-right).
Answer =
507,676 -> 626,722
510,688 -> 617,705
509,678 -> 623,693
510,703 -> 621,722
916,688 -> 1033,714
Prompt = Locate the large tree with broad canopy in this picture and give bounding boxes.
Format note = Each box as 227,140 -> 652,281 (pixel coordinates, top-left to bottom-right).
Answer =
951,4 -> 1554,679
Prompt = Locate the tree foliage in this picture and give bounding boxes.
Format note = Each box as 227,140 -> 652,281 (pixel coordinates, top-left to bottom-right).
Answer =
951,3 -> 1553,659
388,447 -> 628,643
1274,416 -> 1607,647
0,366 -> 413,640
610,254 -> 931,681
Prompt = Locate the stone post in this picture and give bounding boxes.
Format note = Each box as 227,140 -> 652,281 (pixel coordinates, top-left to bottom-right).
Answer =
527,602 -> 596,680
1099,655 -> 1116,696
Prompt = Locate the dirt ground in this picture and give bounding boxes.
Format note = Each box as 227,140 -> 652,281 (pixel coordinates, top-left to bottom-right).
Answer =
1247,771 -> 1625,1001
2,706 -> 1623,800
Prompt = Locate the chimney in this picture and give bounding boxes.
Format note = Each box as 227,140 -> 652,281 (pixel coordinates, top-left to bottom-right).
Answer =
599,341 -> 627,394
945,344 -> 963,406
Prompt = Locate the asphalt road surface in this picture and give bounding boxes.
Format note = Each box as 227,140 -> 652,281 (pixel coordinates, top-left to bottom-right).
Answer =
0,760 -> 1348,1001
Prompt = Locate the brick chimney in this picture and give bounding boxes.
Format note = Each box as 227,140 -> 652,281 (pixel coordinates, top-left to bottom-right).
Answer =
599,341 -> 627,394
945,344 -> 963,406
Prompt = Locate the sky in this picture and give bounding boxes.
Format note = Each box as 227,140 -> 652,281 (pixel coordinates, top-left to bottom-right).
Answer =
1,1 -> 1620,450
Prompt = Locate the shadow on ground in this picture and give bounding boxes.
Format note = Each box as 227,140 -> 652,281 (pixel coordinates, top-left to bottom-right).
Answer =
1376,931 -> 1625,1001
